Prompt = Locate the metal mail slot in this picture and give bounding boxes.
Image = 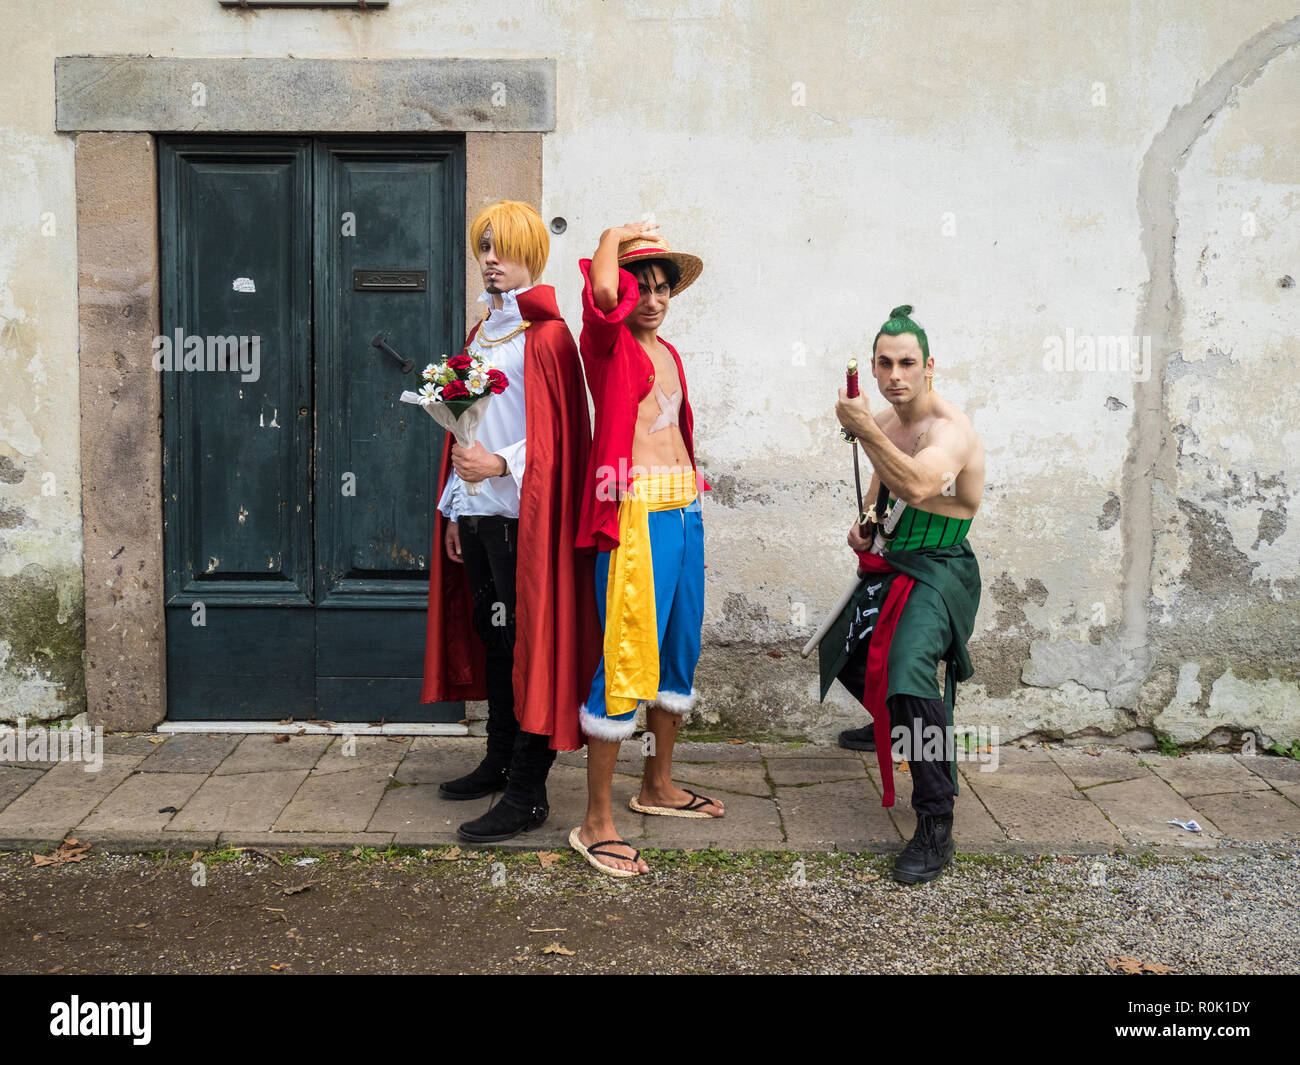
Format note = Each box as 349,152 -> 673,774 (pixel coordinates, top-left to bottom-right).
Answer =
353,269 -> 427,292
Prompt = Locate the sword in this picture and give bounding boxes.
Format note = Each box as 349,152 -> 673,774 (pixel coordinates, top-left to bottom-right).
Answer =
840,358 -> 866,529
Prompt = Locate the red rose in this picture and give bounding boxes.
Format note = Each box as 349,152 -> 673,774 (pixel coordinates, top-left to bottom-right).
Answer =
447,354 -> 472,371
441,379 -> 469,400
487,369 -> 508,394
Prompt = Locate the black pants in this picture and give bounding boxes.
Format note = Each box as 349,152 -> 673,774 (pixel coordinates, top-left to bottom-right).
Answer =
836,634 -> 955,817
457,515 -> 555,810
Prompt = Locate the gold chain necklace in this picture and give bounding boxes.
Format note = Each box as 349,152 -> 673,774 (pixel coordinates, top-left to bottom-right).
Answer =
473,320 -> 531,348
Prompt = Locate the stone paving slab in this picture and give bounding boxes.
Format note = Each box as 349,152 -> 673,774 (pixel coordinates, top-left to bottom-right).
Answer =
639,791 -> 784,851
1237,754 -> 1300,787
673,760 -> 772,797
76,771 -> 209,837
759,743 -> 863,760
779,778 -> 899,850
1083,775 -> 1223,847
103,734 -> 168,759
673,741 -> 763,762
0,756 -> 140,843
396,736 -> 490,784
1148,753 -> 1275,797
1047,748 -> 1153,789
768,757 -> 867,787
0,765 -> 44,808
214,733 -> 333,775
1184,789 -> 1300,842
274,766 -> 396,833
167,770 -> 309,833
960,765 -> 1125,846
369,783 -> 493,844
309,736 -> 409,776
137,733 -> 240,774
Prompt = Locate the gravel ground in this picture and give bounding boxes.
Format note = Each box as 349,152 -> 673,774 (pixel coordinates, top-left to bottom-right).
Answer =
1,844 -> 1296,974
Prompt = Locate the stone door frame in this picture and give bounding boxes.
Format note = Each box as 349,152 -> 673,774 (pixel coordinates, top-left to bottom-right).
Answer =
59,56 -> 553,730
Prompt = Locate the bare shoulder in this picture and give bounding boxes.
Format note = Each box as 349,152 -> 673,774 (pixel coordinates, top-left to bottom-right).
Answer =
933,396 -> 981,448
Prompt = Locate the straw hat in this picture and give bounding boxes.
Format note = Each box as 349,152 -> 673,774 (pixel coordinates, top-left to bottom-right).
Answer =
617,234 -> 703,297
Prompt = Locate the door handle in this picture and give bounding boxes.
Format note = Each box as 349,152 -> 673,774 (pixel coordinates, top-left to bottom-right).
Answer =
371,330 -> 415,374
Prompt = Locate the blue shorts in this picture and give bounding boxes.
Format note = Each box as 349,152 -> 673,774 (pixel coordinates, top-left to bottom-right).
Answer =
579,496 -> 704,740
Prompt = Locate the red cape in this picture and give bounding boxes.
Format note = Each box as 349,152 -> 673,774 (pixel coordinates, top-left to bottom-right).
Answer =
420,285 -> 602,752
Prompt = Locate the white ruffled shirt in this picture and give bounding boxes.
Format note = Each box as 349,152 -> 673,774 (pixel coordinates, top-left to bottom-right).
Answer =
436,286 -> 530,521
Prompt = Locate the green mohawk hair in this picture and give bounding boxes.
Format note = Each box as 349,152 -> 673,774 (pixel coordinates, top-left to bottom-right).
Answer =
872,304 -> 929,363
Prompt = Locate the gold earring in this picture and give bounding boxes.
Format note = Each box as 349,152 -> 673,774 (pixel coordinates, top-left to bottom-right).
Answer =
927,373 -> 934,392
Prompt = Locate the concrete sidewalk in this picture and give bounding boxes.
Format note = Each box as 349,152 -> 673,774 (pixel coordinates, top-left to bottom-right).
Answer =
1,732 -> 1298,855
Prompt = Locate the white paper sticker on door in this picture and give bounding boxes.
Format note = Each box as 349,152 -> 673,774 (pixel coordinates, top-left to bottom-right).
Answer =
232,277 -> 256,293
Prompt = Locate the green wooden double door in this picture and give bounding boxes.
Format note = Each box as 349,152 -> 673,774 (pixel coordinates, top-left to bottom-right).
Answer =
159,136 -> 464,721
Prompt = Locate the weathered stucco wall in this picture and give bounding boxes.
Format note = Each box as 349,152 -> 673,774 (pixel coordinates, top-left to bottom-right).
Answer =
0,1 -> 1296,747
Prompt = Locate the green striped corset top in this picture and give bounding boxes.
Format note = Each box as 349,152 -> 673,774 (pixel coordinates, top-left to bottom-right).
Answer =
885,497 -> 973,551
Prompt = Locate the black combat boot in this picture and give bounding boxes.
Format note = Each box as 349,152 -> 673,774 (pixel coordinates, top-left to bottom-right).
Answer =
438,698 -> 517,800
891,812 -> 954,884
438,758 -> 509,801
455,795 -> 549,843
456,730 -> 555,843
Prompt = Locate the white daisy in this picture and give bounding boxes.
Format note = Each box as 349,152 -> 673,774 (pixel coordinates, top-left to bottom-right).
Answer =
418,382 -> 442,403
466,370 -> 488,396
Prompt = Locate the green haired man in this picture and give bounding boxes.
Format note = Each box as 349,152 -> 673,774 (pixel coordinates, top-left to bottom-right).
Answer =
828,304 -> 986,884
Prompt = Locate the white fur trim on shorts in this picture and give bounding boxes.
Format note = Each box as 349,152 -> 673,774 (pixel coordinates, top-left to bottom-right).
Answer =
579,703 -> 639,741
650,688 -> 698,718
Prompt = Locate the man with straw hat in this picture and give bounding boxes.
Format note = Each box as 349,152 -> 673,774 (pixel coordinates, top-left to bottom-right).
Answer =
569,221 -> 722,877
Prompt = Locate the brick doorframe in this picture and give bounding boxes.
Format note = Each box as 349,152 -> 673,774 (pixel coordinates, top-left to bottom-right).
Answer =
60,57 -> 554,730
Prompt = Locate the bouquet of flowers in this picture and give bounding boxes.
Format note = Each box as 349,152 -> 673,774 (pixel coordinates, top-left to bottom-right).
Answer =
400,352 -> 509,495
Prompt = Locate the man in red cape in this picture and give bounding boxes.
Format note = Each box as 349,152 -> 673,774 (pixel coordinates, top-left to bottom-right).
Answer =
422,200 -> 601,843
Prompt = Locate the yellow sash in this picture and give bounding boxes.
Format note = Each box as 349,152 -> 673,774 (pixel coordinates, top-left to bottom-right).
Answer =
602,470 -> 698,717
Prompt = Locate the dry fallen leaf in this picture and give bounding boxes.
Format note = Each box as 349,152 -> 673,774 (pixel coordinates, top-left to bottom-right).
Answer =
1084,748 -> 1100,757
536,851 -> 562,869
281,885 -> 310,896
728,739 -> 747,745
542,943 -> 575,957
32,839 -> 91,867
147,736 -> 167,744
437,846 -> 462,862
273,734 -> 290,744
897,761 -> 910,774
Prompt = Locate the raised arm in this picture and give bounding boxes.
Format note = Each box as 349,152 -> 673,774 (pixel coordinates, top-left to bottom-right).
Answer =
590,221 -> 660,311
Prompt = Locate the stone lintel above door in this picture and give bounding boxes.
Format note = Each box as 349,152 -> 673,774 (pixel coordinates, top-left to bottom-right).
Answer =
56,57 -> 555,133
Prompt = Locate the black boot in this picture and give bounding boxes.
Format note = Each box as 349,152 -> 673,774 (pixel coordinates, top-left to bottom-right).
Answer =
457,731 -> 555,842
456,797 -> 549,843
439,680 -> 519,800
892,812 -> 954,884
438,758 -> 509,801
838,725 -> 876,751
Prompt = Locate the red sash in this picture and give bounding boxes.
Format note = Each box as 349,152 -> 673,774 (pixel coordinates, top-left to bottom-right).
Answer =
855,550 -> 915,807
